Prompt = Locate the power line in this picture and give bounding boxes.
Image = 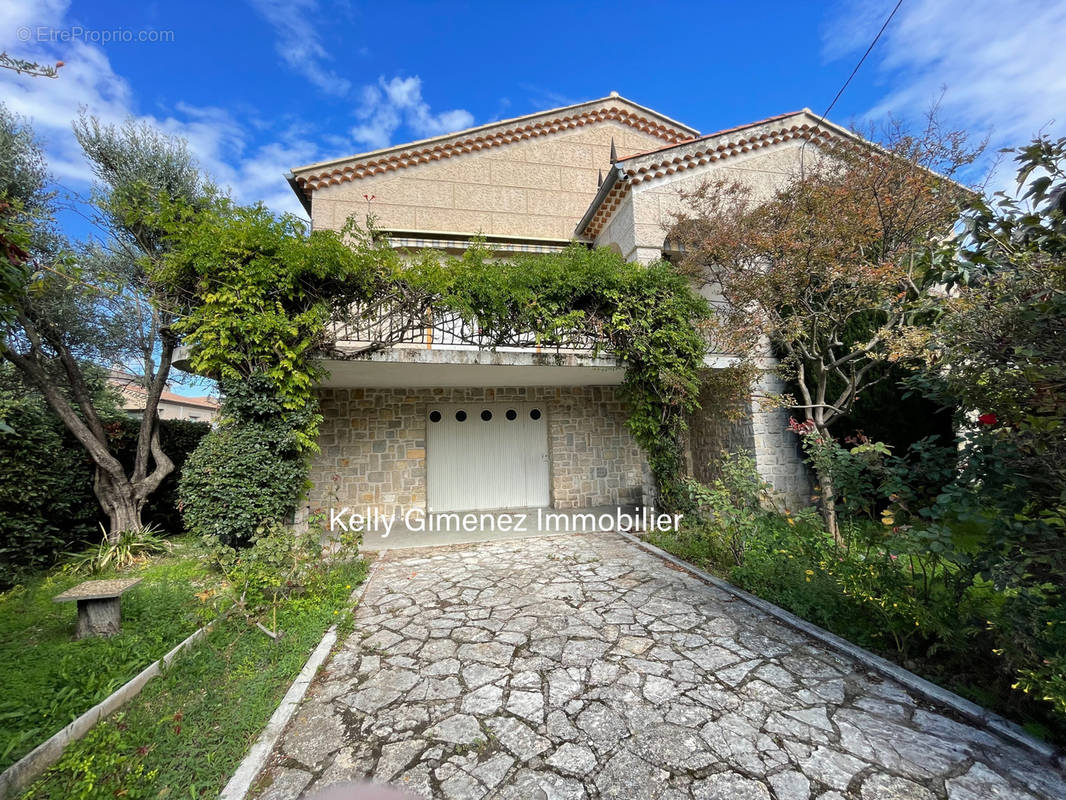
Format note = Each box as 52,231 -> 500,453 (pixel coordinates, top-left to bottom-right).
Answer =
801,0 -> 905,169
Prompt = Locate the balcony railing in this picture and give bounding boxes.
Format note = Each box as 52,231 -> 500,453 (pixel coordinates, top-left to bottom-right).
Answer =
325,299 -> 604,356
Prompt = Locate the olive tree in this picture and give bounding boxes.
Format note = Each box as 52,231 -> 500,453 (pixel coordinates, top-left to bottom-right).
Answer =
0,107 -> 212,537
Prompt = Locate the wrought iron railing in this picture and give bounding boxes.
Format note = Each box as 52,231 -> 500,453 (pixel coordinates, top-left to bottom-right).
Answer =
326,299 -> 604,355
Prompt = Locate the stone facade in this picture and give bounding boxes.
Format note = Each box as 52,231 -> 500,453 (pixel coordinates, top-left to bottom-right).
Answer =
750,371 -> 810,509
686,373 -> 810,510
308,386 -> 650,519
293,98 -> 697,242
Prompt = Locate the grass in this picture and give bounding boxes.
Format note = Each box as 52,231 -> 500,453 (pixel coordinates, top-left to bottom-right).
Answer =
0,538 -> 219,772
20,557 -> 367,799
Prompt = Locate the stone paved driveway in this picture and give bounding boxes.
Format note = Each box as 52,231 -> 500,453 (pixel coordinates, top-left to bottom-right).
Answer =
256,532 -> 1065,800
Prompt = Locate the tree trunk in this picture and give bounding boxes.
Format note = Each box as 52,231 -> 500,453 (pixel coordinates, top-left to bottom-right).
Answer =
3,317 -> 176,543
817,469 -> 843,546
94,468 -> 145,540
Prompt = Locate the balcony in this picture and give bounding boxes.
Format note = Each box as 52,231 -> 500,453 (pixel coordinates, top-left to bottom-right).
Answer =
319,300 -> 625,388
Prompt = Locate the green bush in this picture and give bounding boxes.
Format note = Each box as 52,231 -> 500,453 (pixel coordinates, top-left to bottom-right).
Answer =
0,389 -> 97,585
179,422 -> 306,547
674,451 -> 773,565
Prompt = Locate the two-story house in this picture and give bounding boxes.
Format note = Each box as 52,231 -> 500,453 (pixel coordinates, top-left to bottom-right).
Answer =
287,94 -> 848,524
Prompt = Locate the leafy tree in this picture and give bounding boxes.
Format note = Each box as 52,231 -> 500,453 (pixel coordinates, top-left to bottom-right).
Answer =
670,116 -> 981,539
920,137 -> 1066,713
0,109 -> 212,537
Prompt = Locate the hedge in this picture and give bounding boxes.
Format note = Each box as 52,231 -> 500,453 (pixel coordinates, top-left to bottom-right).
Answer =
0,393 -> 209,586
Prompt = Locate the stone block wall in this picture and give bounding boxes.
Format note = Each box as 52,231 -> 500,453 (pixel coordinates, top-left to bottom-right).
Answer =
751,371 -> 810,509
307,386 -> 650,519
686,371 -> 810,511
687,381 -> 756,484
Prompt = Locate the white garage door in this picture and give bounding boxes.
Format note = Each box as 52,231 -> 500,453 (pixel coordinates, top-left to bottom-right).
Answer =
427,402 -> 550,512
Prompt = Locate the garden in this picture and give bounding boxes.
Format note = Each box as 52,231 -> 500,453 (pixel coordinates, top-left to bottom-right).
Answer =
0,105 -> 374,798
649,130 -> 1066,745
0,71 -> 1064,797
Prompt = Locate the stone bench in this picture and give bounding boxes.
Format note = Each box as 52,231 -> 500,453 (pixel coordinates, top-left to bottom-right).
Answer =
53,578 -> 142,639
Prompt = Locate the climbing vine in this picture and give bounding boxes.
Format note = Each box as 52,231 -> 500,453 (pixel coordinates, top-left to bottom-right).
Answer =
154,202 -> 396,450
157,203 -> 715,516
401,242 -> 713,506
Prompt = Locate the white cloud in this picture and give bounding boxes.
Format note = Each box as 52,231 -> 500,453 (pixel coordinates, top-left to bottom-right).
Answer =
245,0 -> 351,96
351,75 -> 474,150
825,0 -> 1066,188
0,0 -> 313,216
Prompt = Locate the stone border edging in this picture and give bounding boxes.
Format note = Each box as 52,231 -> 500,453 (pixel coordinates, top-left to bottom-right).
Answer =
220,558 -> 381,800
0,618 -> 217,799
619,530 -> 1066,771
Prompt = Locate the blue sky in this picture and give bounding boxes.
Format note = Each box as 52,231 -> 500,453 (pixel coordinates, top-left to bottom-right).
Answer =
2,0 -> 1066,394
5,0 -> 1066,219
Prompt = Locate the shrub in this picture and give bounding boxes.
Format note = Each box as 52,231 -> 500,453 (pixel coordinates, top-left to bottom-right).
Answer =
66,525 -> 171,574
675,451 -> 773,566
0,388 -> 98,584
179,421 -> 306,547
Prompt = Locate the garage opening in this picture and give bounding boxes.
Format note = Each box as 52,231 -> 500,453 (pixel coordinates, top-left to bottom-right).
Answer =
426,402 -> 550,511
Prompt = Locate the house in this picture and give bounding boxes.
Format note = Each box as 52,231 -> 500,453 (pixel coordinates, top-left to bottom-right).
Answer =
287,94 -> 842,521
108,369 -> 220,423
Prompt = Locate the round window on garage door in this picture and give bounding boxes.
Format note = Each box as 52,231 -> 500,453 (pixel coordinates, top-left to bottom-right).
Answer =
455,410 -> 467,422
530,408 -> 542,420
481,410 -> 492,421
505,409 -> 517,421
429,410 -> 441,423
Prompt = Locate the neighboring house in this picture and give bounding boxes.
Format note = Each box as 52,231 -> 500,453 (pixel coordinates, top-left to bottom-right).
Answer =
108,370 -> 220,423
286,94 -> 847,518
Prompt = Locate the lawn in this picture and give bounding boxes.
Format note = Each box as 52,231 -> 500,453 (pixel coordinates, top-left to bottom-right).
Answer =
19,556 -> 367,798
0,539 -> 219,772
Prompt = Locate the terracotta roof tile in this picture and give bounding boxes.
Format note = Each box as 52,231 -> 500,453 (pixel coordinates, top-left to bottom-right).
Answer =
290,104 -> 694,204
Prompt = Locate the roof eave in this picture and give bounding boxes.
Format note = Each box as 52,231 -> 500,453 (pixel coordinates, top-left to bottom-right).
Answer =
289,94 -> 699,179
287,172 -> 312,215
574,165 -> 625,239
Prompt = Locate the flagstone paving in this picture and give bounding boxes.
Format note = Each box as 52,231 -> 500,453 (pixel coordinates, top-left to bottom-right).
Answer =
254,532 -> 1065,799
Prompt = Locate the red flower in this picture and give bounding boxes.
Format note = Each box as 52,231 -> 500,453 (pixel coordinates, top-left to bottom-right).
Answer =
977,413 -> 998,426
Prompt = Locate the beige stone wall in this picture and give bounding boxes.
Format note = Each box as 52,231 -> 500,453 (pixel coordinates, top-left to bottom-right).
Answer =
687,381 -> 756,484
308,386 -> 649,518
686,372 -> 810,511
597,140 -> 809,262
309,118 -> 671,241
